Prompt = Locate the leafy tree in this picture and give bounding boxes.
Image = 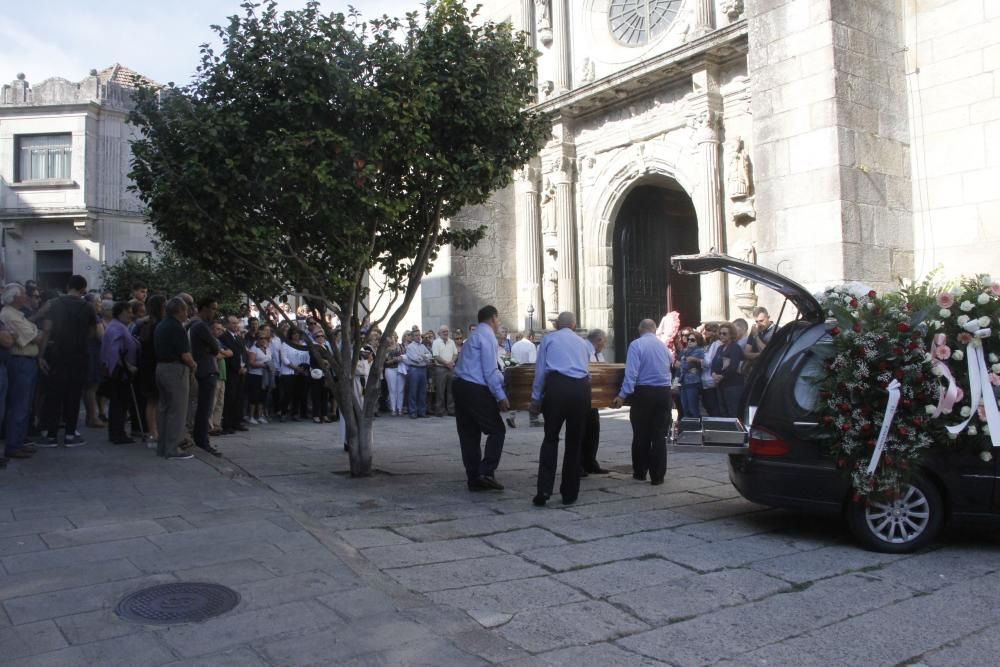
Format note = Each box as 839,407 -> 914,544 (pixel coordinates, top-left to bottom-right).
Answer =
128,0 -> 549,475
100,247 -> 244,313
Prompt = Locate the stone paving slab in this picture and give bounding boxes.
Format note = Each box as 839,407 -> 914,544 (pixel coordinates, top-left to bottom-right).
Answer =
2,408 -> 1000,665
495,599 -> 650,653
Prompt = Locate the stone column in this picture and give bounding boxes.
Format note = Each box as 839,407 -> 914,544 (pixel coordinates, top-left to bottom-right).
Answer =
694,110 -> 728,320
514,165 -> 544,330
520,0 -> 536,43
551,0 -> 571,94
690,0 -> 716,38
551,156 -> 578,315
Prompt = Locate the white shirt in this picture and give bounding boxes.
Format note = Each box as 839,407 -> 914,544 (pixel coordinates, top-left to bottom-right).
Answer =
511,338 -> 537,364
280,341 -> 310,376
431,337 -> 458,364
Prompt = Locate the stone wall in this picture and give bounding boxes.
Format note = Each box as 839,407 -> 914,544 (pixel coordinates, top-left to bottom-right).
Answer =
906,0 -> 1000,280
448,185 -> 521,331
748,0 -> 911,295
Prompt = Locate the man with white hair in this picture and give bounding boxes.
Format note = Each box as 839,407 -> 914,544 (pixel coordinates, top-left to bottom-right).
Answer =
611,318 -> 673,485
1,284 -> 44,459
431,325 -> 457,416
529,311 -> 591,506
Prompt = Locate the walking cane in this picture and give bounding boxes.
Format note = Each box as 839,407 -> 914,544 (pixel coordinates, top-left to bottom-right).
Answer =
120,348 -> 145,439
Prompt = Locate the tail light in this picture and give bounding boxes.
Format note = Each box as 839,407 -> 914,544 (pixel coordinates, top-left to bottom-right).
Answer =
749,426 -> 789,457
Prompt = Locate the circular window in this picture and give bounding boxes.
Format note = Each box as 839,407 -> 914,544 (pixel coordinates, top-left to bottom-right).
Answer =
608,0 -> 683,47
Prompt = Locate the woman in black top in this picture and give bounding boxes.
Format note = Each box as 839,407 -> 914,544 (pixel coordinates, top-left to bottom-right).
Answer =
710,323 -> 745,419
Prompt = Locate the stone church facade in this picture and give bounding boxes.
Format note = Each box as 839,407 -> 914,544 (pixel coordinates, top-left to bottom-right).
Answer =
425,0 -> 999,359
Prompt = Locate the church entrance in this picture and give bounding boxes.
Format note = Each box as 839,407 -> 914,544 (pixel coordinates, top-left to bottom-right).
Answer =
612,183 -> 700,359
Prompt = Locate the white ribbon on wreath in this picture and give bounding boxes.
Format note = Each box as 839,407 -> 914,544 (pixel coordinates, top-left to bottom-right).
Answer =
867,379 -> 901,475
946,324 -> 1000,448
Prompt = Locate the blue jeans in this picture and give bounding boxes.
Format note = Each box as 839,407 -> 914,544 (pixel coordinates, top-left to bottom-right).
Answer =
679,384 -> 702,419
407,366 -> 427,417
5,356 -> 37,454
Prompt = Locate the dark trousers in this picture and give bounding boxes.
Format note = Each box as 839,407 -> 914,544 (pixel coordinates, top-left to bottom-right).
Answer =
194,373 -> 218,449
453,376 -> 505,480
718,382 -> 744,419
629,385 -> 671,482
222,371 -> 244,429
279,375 -> 306,417
310,380 -> 329,419
581,408 -> 601,472
408,366 -> 428,417
5,356 -> 37,454
538,373 -> 591,502
702,385 -> 721,417
107,377 -> 133,441
43,354 -> 87,436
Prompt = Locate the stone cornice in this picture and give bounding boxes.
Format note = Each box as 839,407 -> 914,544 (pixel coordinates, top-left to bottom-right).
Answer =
532,20 -> 749,119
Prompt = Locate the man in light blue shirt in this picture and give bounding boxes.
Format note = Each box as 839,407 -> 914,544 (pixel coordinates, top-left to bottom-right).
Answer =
453,305 -> 510,492
405,334 -> 432,418
611,318 -> 673,485
529,312 -> 591,506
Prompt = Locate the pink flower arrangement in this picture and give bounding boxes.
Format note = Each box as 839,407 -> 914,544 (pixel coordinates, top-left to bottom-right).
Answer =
991,373 -> 1000,387
934,344 -> 952,360
958,332 -> 973,345
936,292 -> 955,308
991,281 -> 1000,297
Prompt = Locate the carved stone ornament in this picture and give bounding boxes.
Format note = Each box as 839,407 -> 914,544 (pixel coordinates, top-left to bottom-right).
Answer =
543,248 -> 559,318
536,0 -> 552,47
578,57 -> 595,84
734,242 -> 758,315
550,155 -> 574,178
540,178 -> 558,242
539,79 -> 554,99
515,164 -> 539,184
691,110 -> 721,143
721,0 -> 745,22
727,136 -> 752,200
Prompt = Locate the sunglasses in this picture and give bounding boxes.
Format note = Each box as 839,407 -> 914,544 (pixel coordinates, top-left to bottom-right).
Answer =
687,337 -> 697,342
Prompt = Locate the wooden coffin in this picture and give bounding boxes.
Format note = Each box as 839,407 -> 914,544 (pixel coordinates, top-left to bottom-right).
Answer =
506,363 -> 626,410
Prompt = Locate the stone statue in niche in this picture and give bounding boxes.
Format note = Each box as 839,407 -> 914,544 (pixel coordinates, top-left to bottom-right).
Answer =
536,0 -> 552,47
727,136 -> 752,199
727,136 -> 756,225
734,242 -> 758,315
540,178 -> 558,245
539,79 -> 554,99
543,249 -> 559,321
578,57 -> 595,84
721,0 -> 745,23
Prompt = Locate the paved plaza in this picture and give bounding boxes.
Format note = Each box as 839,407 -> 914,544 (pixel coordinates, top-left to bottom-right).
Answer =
1,410 -> 999,666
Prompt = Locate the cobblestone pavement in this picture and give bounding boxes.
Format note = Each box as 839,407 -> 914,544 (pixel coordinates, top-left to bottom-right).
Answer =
2,409 -> 1000,666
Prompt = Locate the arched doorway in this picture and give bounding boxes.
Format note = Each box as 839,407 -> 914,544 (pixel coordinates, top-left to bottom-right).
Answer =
613,182 -> 700,359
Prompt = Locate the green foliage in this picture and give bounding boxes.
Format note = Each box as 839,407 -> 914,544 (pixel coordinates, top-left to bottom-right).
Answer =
100,249 -> 244,313
128,0 -> 548,308
127,0 -> 550,475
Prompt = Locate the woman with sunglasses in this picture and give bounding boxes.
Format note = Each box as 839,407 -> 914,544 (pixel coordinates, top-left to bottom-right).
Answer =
674,330 -> 705,419
710,323 -> 745,419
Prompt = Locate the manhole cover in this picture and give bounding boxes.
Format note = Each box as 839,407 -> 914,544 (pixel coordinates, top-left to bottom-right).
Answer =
116,582 -> 240,624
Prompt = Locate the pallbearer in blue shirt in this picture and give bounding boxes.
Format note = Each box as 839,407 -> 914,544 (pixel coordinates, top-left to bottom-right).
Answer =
529,312 -> 592,507
453,305 -> 510,492
611,318 -> 673,485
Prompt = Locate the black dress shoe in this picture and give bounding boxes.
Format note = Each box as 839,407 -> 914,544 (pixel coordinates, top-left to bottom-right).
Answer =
650,478 -> 664,486
479,475 -> 504,491
579,469 -> 589,478
111,437 -> 136,445
532,493 -> 549,507
235,425 -> 249,432
468,478 -> 490,492
561,496 -> 577,505
200,445 -> 222,457
633,472 -> 647,481
588,466 -> 610,475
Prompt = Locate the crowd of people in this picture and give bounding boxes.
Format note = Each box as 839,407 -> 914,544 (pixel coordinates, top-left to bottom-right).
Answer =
0,275 -> 548,467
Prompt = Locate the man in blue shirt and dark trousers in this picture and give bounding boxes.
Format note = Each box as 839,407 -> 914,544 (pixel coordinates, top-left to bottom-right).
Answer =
454,305 -> 510,492
611,318 -> 673,485
530,312 -> 592,506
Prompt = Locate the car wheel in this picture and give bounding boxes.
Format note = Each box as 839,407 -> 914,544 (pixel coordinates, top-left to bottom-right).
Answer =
846,474 -> 944,553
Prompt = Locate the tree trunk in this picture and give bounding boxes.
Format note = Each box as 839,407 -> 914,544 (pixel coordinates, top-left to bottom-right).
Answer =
339,377 -> 374,477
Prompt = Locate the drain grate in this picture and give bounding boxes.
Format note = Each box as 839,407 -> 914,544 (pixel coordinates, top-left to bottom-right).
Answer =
116,582 -> 240,625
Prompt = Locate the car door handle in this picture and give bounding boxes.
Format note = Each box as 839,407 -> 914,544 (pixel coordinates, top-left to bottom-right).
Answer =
793,421 -> 818,427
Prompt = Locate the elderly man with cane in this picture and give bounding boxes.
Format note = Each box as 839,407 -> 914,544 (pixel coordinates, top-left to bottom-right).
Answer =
530,311 -> 591,506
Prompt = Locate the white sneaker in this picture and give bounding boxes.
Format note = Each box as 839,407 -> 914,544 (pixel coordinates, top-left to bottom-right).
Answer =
258,416 -> 268,424
248,417 -> 259,425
